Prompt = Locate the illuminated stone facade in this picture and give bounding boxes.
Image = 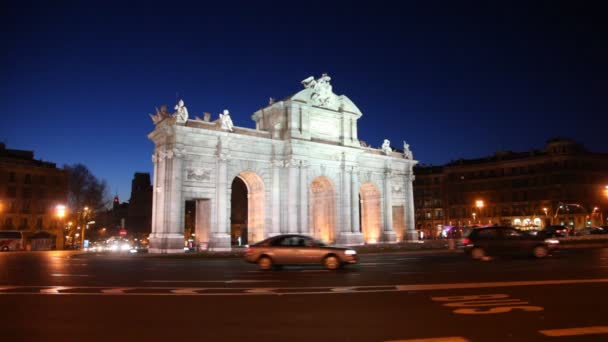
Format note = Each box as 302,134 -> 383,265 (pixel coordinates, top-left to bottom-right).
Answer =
148,75 -> 418,253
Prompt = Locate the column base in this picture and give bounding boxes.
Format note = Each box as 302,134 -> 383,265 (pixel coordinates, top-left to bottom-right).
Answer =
381,231 -> 397,243
405,230 -> 419,241
336,232 -> 364,246
209,233 -> 231,251
149,233 -> 185,254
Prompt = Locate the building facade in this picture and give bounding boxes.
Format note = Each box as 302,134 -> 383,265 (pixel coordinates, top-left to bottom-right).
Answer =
148,74 -> 418,253
0,143 -> 68,248
414,139 -> 608,238
127,172 -> 153,236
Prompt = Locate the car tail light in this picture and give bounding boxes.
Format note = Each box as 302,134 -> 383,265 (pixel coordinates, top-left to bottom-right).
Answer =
462,238 -> 471,245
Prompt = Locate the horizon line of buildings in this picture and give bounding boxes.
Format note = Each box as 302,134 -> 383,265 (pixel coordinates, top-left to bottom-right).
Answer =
413,138 -> 608,238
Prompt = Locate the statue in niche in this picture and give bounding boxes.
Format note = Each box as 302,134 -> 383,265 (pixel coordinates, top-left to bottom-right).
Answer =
219,109 -> 234,132
149,105 -> 172,124
403,141 -> 413,160
381,139 -> 392,155
173,99 -> 189,123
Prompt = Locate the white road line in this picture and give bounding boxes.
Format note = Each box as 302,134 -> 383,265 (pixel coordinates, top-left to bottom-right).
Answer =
144,279 -> 282,284
394,278 -> 608,291
386,337 -> 469,342
40,287 -> 74,294
539,326 -> 608,337
2,278 -> 608,296
101,288 -> 134,294
51,274 -> 89,277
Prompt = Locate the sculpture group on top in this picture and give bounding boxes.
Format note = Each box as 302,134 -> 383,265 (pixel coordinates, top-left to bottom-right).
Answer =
149,99 -> 235,133
301,73 -> 338,108
150,99 -> 190,124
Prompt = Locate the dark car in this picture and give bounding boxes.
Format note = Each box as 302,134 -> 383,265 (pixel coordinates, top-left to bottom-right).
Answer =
543,225 -> 569,238
461,226 -> 559,259
244,234 -> 358,270
575,226 -> 606,236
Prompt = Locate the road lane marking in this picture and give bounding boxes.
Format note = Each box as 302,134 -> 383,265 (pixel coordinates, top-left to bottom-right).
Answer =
1,278 -> 608,296
40,287 -> 75,294
386,337 -> 469,342
144,279 -> 282,284
539,326 -> 608,337
51,274 -> 89,277
101,288 -> 134,294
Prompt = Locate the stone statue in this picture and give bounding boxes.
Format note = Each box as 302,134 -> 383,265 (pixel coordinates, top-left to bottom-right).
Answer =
382,139 -> 392,155
174,99 -> 189,123
149,105 -> 172,124
403,141 -> 413,160
219,109 -> 234,132
301,73 -> 336,107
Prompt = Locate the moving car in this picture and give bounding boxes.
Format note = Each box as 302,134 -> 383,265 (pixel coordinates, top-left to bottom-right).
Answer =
543,225 -> 569,237
461,226 -> 559,259
244,234 -> 358,270
575,226 -> 606,236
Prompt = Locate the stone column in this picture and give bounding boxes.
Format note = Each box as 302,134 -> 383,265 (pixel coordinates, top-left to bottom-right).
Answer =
350,166 -> 364,244
382,167 -> 397,242
299,160 -> 309,235
270,159 -> 281,237
287,159 -> 299,233
210,137 -> 231,251
149,146 -> 186,253
404,167 -> 418,241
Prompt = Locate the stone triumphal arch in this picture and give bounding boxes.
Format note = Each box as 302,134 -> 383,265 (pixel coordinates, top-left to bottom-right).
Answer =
148,74 -> 418,253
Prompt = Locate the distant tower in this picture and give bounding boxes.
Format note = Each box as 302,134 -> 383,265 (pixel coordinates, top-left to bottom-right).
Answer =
113,195 -> 120,211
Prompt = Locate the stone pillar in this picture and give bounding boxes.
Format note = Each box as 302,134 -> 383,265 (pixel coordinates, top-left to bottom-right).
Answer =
337,164 -> 363,245
404,168 -> 418,241
270,159 -> 281,237
210,137 -> 231,251
382,167 -> 397,242
299,160 -> 309,235
149,146 -> 186,253
350,166 -> 364,244
287,159 -> 299,233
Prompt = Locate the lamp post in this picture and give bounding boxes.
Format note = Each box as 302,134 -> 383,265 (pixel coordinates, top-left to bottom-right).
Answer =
472,212 -> 477,225
475,200 -> 484,225
55,204 -> 66,250
80,207 -> 90,250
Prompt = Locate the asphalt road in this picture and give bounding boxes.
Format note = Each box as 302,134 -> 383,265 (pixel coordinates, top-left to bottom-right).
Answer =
1,248 -> 608,342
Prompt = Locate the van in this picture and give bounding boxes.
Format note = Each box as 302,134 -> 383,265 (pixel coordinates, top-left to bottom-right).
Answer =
0,231 -> 25,251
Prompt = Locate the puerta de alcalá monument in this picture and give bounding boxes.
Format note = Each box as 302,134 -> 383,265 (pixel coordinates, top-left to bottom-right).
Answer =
148,74 -> 418,253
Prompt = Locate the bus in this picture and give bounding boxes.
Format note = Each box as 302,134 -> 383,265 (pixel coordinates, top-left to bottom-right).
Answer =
0,231 -> 25,251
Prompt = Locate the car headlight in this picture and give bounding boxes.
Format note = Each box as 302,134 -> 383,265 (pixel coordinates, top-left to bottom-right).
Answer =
544,239 -> 559,244
345,249 -> 357,255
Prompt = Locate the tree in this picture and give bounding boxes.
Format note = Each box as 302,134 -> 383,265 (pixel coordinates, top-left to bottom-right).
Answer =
63,163 -> 109,212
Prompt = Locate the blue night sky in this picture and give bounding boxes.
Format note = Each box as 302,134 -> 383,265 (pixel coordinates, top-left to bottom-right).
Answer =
2,1 -> 607,203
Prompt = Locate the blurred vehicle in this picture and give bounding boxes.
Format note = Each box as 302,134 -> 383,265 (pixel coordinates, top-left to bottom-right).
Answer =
575,226 -> 606,236
543,225 -> 569,238
0,231 -> 25,252
461,226 -> 559,259
244,234 -> 358,270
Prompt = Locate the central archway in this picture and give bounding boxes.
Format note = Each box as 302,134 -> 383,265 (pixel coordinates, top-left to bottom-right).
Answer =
230,171 -> 265,245
360,182 -> 381,243
310,176 -> 336,243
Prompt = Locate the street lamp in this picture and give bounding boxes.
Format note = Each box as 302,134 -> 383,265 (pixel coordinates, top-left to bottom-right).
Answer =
472,212 -> 477,224
475,200 -> 484,224
55,204 -> 67,249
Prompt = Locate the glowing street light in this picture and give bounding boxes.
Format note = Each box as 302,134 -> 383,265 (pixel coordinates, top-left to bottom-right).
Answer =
475,200 -> 484,224
55,205 -> 67,249
543,207 -> 548,216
